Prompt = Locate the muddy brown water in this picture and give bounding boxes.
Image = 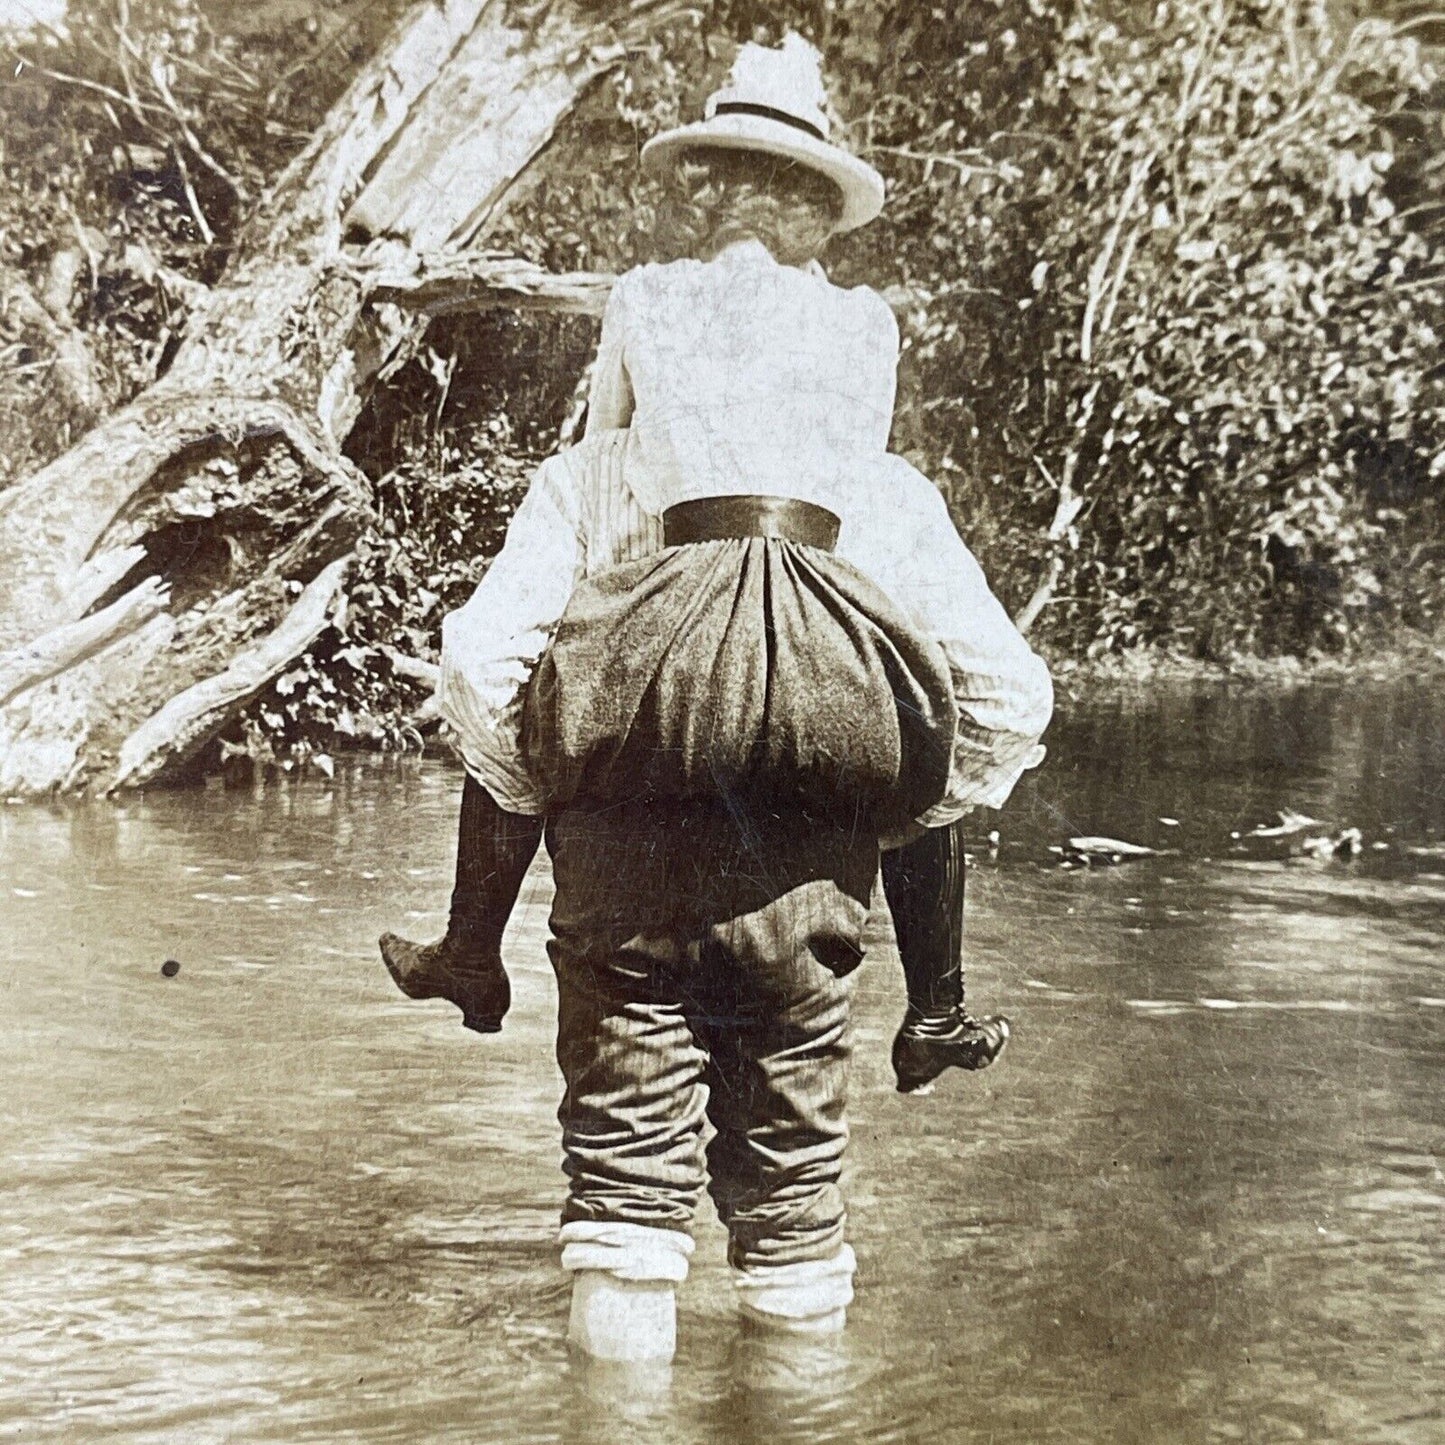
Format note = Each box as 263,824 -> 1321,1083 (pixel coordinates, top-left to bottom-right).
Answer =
2,679 -> 1442,1443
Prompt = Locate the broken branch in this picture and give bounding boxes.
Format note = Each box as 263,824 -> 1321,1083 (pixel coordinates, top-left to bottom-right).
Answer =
357,253 -> 616,317
112,556 -> 351,789
0,576 -> 169,709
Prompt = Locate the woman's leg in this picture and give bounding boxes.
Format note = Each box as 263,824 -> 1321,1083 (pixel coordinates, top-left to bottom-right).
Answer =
378,772 -> 543,1032
881,819 -> 967,1015
880,819 -> 1010,1093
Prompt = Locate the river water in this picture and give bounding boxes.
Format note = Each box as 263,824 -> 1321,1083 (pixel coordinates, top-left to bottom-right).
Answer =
2,678 -> 1442,1443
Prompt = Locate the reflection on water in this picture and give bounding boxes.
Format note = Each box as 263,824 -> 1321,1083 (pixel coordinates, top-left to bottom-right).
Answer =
2,678 -> 1442,1442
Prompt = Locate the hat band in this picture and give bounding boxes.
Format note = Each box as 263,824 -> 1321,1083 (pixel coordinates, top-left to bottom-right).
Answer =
711,101 -> 826,143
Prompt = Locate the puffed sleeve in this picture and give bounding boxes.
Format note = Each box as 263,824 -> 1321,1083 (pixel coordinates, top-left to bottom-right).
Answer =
849,286 -> 900,450
584,268 -> 636,435
870,290 -> 901,443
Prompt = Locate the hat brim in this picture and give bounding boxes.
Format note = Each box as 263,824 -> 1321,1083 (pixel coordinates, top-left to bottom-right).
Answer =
641,114 -> 885,233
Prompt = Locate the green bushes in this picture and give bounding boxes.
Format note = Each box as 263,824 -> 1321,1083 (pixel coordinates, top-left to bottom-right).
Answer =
4,0 -> 1444,766
852,0 -> 1445,660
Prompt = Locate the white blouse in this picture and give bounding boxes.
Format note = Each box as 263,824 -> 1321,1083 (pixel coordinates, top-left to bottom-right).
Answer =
584,239 -> 901,515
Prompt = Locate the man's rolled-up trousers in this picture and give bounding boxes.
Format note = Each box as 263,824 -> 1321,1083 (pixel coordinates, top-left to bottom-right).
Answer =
545,797 -> 878,1272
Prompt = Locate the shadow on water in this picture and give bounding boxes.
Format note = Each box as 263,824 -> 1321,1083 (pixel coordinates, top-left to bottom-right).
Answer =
1,678 -> 1442,1442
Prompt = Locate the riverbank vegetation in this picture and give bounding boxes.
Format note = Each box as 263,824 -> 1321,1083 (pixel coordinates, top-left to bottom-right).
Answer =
1,0 -> 1442,770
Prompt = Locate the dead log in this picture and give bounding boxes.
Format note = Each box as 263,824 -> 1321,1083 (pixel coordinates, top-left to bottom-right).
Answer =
356,252 -> 615,318
0,577 -> 169,709
0,0 -> 685,796
355,256 -> 928,322
113,556 -> 351,789
0,392 -> 368,648
1,271 -> 104,416
0,613 -> 177,797
64,546 -> 149,619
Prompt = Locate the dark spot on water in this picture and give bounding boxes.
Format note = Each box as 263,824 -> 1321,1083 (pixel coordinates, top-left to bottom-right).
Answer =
161,959 -> 181,978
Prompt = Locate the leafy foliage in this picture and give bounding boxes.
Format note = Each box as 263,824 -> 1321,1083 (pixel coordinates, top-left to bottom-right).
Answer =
1013,1 -> 1444,659
852,0 -> 1445,659
497,0 -> 1445,663
3,0 -> 1444,767
0,0 -> 412,479
245,308 -> 591,757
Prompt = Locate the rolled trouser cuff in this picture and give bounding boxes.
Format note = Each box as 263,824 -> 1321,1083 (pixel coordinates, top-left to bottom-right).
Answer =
733,1244 -> 856,1327
559,1220 -> 695,1283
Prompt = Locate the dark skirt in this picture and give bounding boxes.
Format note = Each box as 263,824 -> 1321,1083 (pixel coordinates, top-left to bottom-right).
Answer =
522,536 -> 958,833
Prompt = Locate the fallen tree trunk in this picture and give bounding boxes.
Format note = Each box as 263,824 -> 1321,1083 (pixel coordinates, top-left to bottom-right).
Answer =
0,0 -> 684,797
354,254 -> 929,321
0,577 -> 169,711
113,556 -> 353,789
357,252 -> 616,318
0,271 -> 104,417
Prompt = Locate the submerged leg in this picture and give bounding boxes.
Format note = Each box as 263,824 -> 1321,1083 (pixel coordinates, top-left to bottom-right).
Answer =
547,806 -> 711,1363
881,820 -> 1010,1093
378,772 -> 543,1032
696,823 -> 870,1337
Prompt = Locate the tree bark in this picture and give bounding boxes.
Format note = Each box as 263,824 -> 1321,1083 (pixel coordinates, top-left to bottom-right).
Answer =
113,556 -> 353,789
0,577 -> 168,711
1,271 -> 104,416
357,252 -> 616,318
0,0 -> 682,797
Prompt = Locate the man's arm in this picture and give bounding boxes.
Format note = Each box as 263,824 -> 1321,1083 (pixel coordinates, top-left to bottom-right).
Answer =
842,456 -> 1054,821
437,454 -> 585,812
583,272 -> 635,435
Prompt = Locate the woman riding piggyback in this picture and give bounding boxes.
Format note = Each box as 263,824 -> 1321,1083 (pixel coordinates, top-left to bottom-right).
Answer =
379,34 -> 1052,1361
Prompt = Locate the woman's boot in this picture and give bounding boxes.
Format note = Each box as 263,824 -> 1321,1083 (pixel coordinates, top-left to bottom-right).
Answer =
881,819 -> 1011,1093
378,774 -> 543,1033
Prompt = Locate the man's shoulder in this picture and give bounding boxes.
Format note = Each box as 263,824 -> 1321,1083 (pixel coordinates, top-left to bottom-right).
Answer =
866,453 -> 948,511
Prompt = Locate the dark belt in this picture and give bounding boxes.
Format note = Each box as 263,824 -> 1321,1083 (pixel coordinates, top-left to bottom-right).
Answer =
662,495 -> 841,552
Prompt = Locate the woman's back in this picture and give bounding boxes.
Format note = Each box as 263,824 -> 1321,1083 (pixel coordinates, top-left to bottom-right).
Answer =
588,239 -> 900,514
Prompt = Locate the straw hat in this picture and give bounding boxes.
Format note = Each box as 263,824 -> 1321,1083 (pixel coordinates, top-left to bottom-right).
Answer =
640,34 -> 885,234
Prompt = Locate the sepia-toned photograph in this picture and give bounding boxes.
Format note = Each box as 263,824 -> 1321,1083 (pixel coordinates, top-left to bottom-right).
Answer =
1,0 -> 1441,1439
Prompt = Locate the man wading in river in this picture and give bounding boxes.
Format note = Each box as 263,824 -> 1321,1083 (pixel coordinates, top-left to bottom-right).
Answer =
382,37 -> 1053,1361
